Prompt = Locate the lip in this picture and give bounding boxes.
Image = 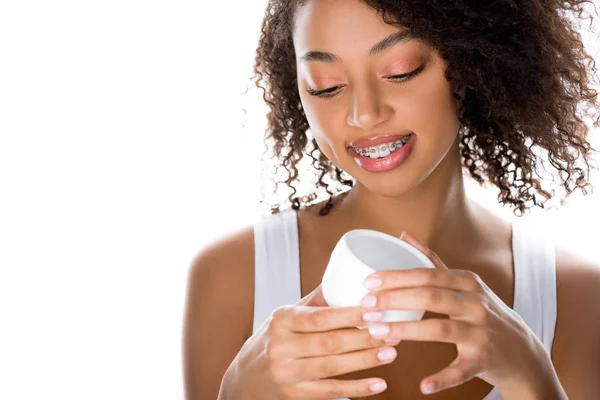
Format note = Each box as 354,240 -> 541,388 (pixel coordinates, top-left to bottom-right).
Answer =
349,132 -> 413,149
348,133 -> 415,173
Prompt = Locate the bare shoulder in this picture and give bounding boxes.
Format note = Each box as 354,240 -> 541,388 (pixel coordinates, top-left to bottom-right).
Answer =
186,224 -> 256,336
554,244 -> 600,338
552,243 -> 600,397
183,224 -> 256,400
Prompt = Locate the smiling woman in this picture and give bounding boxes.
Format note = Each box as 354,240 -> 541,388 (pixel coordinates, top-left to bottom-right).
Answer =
256,0 -> 599,216
183,0 -> 600,399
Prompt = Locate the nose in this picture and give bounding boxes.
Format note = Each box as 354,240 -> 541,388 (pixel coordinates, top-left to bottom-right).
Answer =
346,83 -> 391,130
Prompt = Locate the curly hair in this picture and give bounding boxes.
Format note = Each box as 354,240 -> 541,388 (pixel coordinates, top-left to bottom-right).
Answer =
251,0 -> 600,216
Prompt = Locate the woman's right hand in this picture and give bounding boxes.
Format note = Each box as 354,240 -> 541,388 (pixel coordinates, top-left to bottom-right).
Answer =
220,285 -> 399,399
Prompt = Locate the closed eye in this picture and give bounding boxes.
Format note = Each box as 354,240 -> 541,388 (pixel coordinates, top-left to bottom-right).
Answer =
306,64 -> 426,99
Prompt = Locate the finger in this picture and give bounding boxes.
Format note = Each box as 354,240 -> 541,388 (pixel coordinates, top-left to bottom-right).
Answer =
290,345 -> 398,381
400,232 -> 448,270
420,357 -> 479,395
292,377 -> 388,399
366,318 -> 476,344
296,284 -> 328,307
368,287 -> 480,318
288,306 -> 369,333
367,268 -> 483,293
283,326 -> 398,358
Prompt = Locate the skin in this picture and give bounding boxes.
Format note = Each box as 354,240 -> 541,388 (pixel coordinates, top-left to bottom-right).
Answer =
183,0 -> 600,399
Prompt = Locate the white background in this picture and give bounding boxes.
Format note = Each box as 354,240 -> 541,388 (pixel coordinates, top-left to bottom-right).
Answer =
0,1 -> 598,399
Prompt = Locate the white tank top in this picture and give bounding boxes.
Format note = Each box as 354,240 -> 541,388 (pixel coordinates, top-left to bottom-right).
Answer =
252,208 -> 557,400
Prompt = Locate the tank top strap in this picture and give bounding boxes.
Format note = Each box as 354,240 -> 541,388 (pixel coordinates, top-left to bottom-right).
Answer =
252,208 -> 301,334
511,218 -> 558,354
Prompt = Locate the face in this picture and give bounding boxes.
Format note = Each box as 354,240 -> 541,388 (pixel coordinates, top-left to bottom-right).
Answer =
293,0 -> 463,197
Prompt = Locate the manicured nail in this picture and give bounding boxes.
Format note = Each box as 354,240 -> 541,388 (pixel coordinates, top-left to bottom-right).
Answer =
370,381 -> 387,392
361,294 -> 377,308
422,381 -> 437,394
364,276 -> 382,289
377,347 -> 397,361
363,311 -> 382,322
368,324 -> 390,338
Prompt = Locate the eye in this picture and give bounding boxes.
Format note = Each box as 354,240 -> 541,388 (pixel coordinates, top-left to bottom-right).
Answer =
305,64 -> 426,99
386,64 -> 426,85
306,85 -> 344,98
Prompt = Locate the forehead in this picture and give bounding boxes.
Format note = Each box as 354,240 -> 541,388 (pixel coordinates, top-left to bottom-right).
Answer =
293,0 -> 406,58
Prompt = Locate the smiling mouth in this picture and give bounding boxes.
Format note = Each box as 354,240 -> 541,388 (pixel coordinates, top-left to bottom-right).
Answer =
349,133 -> 414,159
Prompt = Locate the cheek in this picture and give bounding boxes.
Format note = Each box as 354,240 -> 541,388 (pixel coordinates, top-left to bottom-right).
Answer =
298,113 -> 333,165
395,75 -> 461,147
301,97 -> 340,138
299,95 -> 347,161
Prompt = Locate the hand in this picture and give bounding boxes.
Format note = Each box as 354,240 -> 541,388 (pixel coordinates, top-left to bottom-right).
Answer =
359,232 -> 553,396
222,284 -> 400,400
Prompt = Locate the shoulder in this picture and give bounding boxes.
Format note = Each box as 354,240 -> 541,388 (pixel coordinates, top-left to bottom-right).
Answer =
183,224 -> 256,399
554,244 -> 600,335
551,243 -> 600,396
555,244 -> 600,300
190,224 -> 255,275
184,224 -> 256,347
186,223 -> 256,336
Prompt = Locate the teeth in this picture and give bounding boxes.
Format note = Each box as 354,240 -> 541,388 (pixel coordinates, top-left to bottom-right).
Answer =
378,144 -> 390,157
352,134 -> 412,158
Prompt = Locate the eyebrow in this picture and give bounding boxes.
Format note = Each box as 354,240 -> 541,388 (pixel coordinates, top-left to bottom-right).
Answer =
300,30 -> 414,63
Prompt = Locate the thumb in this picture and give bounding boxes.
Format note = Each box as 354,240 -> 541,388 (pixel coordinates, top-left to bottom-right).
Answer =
296,283 -> 329,307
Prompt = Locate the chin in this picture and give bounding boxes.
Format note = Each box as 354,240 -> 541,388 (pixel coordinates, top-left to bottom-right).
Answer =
357,172 -> 422,198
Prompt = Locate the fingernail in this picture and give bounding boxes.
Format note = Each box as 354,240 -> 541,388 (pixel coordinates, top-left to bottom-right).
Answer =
377,347 -> 397,361
370,381 -> 387,392
384,338 -> 401,345
361,294 -> 377,308
363,277 -> 382,289
368,324 -> 390,338
422,381 -> 437,394
362,311 -> 382,322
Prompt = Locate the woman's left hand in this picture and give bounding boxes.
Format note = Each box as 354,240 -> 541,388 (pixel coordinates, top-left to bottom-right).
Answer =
360,232 -> 556,396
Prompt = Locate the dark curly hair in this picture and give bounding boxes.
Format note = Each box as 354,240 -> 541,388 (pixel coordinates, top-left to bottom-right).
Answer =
251,0 -> 600,216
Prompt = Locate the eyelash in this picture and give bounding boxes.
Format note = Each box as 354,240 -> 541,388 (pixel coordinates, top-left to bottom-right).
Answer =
306,64 -> 425,99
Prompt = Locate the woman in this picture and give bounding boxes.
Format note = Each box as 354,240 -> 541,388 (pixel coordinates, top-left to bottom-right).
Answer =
184,0 -> 600,398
